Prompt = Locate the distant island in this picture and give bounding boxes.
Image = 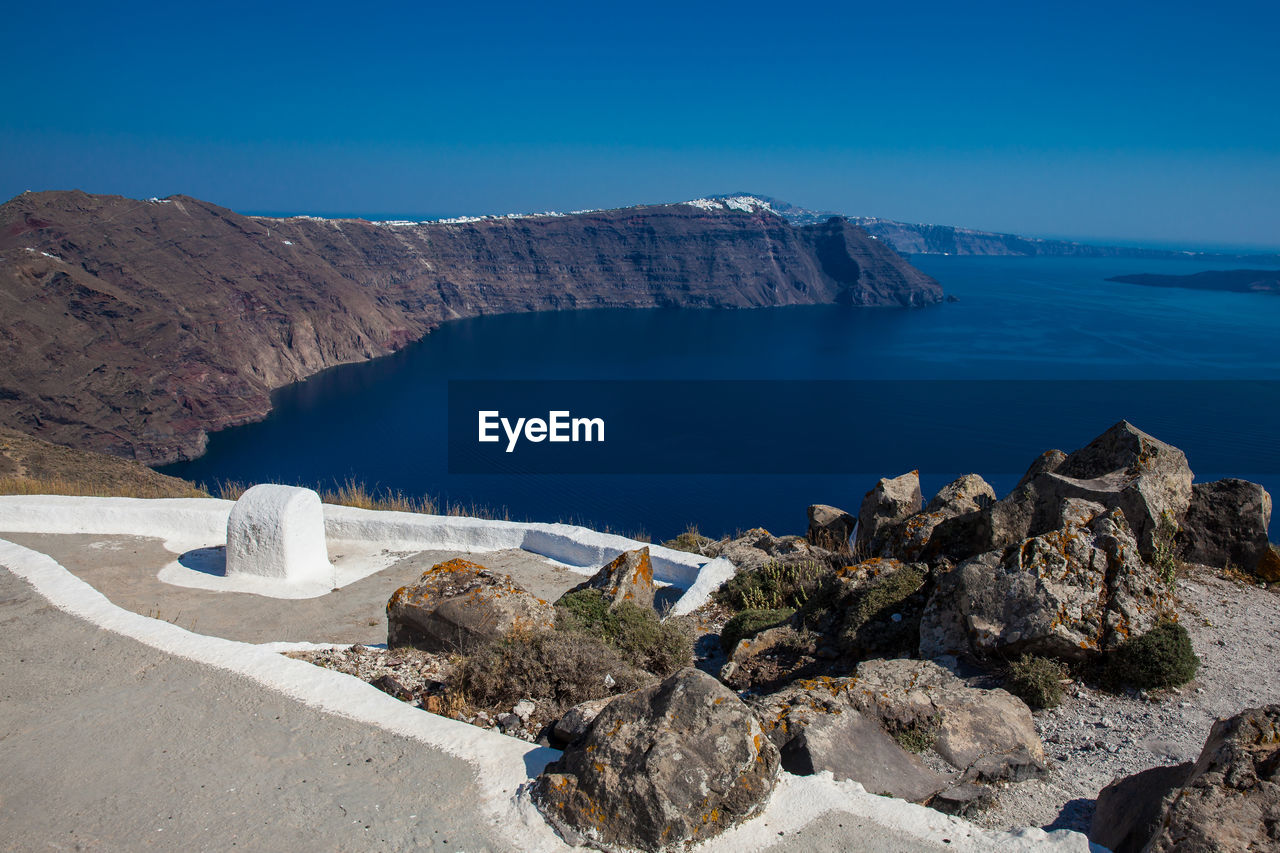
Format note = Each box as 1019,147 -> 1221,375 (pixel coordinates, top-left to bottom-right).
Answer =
1107,269 -> 1280,295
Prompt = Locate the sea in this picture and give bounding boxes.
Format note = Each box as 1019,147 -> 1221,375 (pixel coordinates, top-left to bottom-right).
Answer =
161,255 -> 1280,541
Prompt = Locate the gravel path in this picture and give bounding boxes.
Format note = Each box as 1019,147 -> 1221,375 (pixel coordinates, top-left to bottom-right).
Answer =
976,565 -> 1280,834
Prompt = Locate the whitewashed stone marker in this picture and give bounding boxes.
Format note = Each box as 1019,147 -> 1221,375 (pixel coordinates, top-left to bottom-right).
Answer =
226,484 -> 333,583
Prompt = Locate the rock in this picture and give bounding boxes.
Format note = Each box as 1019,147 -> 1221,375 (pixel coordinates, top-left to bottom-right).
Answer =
849,659 -> 1046,782
778,707 -> 952,802
1090,762 -> 1193,853
919,501 -> 1172,661
533,668 -> 778,851
889,474 -> 996,561
1180,478 -> 1273,573
386,558 -> 554,653
225,484 -> 333,583
815,558 -> 929,660
551,696 -> 614,746
369,673 -> 414,702
1145,705 -> 1280,852
753,678 -> 953,804
807,504 -> 856,549
712,528 -> 832,574
512,699 -> 536,721
855,471 -> 923,555
994,421 -> 1194,559
1258,545 -> 1280,584
565,547 -> 656,610
719,625 -> 819,692
929,782 -> 995,817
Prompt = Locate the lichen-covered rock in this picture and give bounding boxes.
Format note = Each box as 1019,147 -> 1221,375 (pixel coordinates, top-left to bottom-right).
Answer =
1180,478 -> 1273,573
816,558 -> 929,661
719,625 -> 818,692
889,474 -> 996,561
751,677 -> 953,804
849,658 -> 1046,783
551,696 -> 614,747
920,500 -> 1172,661
993,421 -> 1194,560
1145,705 -> 1280,852
855,471 -> 923,556
386,558 -> 553,653
807,503 -> 856,550
533,668 -> 779,852
566,546 -> 656,611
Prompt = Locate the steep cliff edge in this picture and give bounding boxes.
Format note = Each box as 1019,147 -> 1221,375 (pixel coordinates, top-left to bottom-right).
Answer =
0,191 -> 940,463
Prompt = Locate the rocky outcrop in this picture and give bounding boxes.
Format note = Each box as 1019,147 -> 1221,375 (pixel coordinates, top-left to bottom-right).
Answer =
564,547 -> 656,611
807,503 -> 856,550
1180,478 -> 1273,573
710,527 -> 833,574
889,474 -> 996,561
849,659 -> 1046,783
919,500 -> 1172,661
386,558 -> 553,653
855,471 -> 923,555
0,190 -> 941,463
533,668 -> 779,851
1094,705 -> 1280,853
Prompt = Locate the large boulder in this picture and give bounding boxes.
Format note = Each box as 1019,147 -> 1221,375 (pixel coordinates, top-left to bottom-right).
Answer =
849,658 -> 1046,783
807,503 -> 856,550
1179,478 -> 1273,573
1090,762 -> 1193,853
889,474 -> 997,562
920,500 -> 1173,661
565,546 -> 656,611
995,421 -> 1194,559
533,668 -> 778,851
1146,705 -> 1280,852
855,471 -> 923,556
1099,705 -> 1280,853
752,677 -> 953,804
1259,545 -> 1280,584
386,558 -> 554,653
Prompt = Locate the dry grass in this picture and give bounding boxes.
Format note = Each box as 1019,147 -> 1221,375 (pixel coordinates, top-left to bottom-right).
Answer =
0,473 -> 207,500
212,477 -> 511,519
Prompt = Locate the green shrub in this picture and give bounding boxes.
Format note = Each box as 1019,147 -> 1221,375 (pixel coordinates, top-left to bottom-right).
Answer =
889,713 -> 942,754
714,560 -> 828,612
1105,621 -> 1200,690
1006,654 -> 1067,710
555,589 -> 694,676
448,629 -> 652,718
1150,511 -> 1182,592
719,607 -> 796,653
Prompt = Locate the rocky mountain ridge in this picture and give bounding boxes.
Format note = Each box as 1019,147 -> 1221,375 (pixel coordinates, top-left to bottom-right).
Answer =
0,190 -> 941,464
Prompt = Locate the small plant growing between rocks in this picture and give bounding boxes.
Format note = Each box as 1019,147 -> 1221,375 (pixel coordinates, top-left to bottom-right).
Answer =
888,713 -> 942,754
719,607 -> 796,653
714,560 -> 827,611
1150,510 -> 1182,592
1104,620 -> 1200,691
662,524 -> 715,555
1005,654 -> 1067,710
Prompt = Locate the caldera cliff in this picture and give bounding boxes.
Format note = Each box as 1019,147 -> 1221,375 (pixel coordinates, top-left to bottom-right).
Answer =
0,191 -> 941,464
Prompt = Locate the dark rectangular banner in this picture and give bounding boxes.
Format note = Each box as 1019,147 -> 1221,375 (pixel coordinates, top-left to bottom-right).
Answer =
447,380 -> 1280,475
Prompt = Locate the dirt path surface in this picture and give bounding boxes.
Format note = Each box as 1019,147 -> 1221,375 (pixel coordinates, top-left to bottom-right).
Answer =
977,565 -> 1280,834
0,532 -> 586,644
0,568 -> 508,852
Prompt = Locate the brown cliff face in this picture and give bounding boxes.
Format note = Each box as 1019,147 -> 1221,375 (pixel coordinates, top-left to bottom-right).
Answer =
0,191 -> 941,463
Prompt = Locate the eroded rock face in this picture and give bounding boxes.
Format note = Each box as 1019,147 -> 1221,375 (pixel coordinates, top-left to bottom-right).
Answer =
994,421 -> 1194,559
386,558 -> 553,653
849,658 -> 1046,783
751,677 -> 952,804
1090,762 -> 1193,853
920,501 -> 1172,661
889,474 -> 996,562
855,471 -> 923,556
1140,705 -> 1280,853
534,668 -> 778,852
807,504 -> 856,550
566,547 -> 656,611
1180,478 -> 1273,573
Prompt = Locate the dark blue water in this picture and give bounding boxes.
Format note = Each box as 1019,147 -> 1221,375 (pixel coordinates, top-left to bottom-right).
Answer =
162,255 -> 1280,540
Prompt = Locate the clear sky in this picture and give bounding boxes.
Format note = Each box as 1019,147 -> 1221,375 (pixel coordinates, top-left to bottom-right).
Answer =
4,0 -> 1277,250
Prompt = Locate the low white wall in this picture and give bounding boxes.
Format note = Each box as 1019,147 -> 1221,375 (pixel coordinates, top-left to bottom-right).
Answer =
0,495 -> 731,614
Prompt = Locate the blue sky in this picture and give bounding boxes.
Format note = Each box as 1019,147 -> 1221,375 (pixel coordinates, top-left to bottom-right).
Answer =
3,0 -> 1277,250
